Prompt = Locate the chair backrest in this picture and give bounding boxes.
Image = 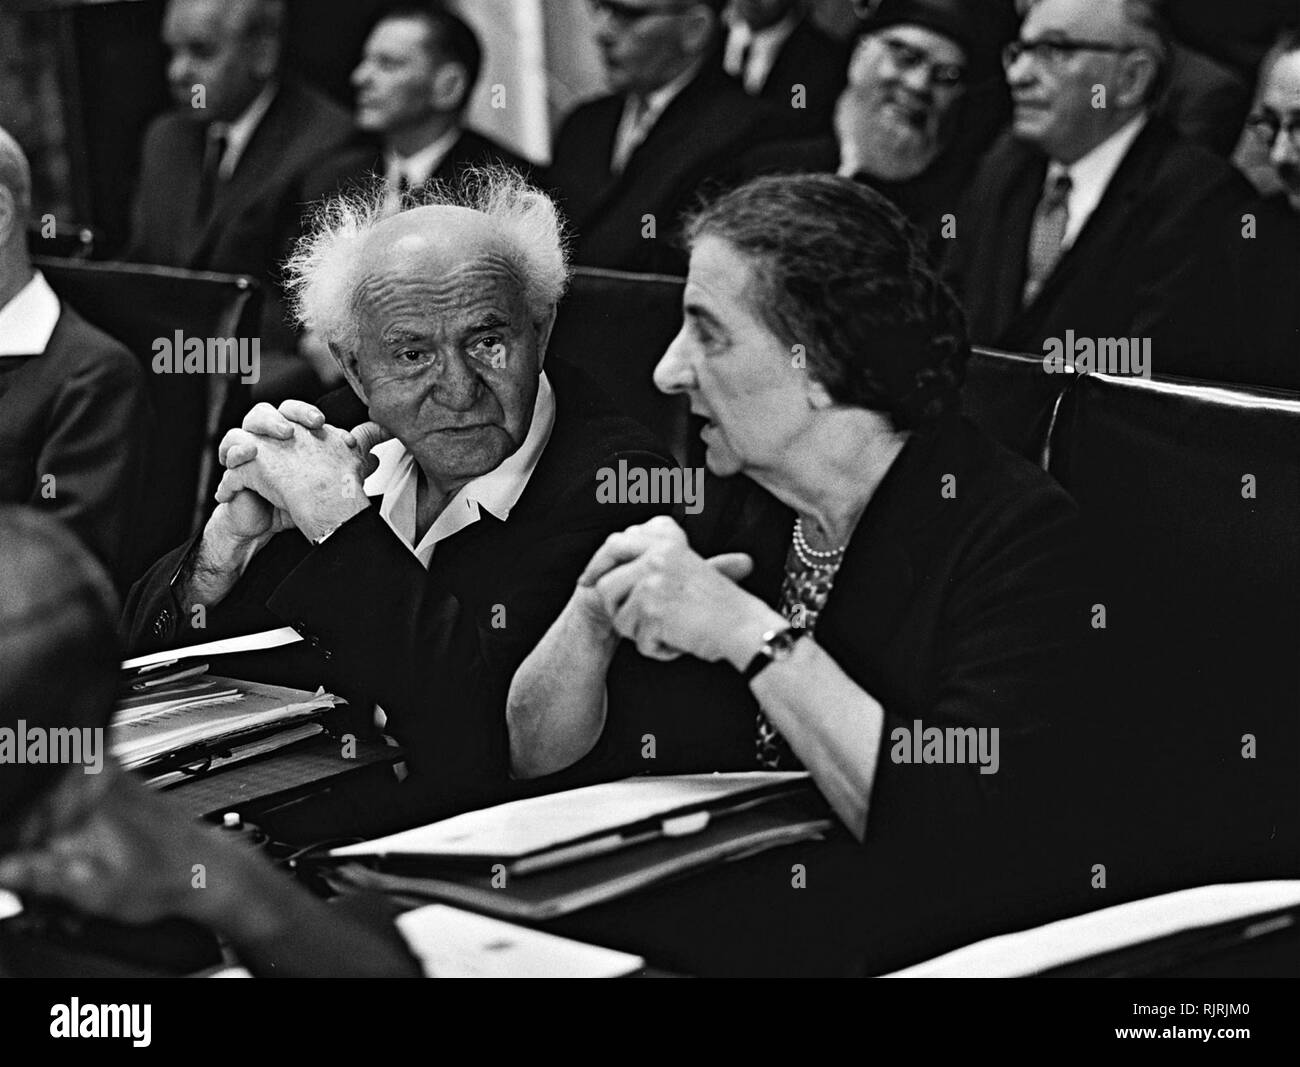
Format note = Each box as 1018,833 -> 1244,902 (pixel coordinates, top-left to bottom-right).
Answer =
35,258 -> 261,583
1047,372 -> 1300,878
551,280 -> 1084,471
548,267 -> 693,465
28,223 -> 96,260
962,348 -> 1074,467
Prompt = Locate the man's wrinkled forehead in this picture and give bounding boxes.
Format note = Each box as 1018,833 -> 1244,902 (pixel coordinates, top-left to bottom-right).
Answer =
1263,50 -> 1300,108
165,0 -> 251,41
354,207 -> 527,318
1024,0 -> 1127,41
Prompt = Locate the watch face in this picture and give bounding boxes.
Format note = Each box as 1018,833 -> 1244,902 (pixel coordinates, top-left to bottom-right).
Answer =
767,627 -> 802,659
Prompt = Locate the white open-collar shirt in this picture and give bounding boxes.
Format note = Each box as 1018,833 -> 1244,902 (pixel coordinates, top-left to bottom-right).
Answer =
360,371 -> 555,569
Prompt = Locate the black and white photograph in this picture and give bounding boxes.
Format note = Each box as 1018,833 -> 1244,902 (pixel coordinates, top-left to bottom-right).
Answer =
0,0 -> 1296,1033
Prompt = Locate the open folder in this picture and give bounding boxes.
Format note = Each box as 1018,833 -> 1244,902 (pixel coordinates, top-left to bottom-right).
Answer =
114,662 -> 342,774
323,772 -> 833,921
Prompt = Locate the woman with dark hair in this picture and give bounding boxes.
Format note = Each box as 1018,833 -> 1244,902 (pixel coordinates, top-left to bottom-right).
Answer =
507,175 -> 1086,888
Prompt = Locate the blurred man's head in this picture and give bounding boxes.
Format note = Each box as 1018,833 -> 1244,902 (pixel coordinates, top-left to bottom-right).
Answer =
162,0 -> 285,122
0,509 -> 120,856
730,0 -> 796,31
351,5 -> 482,151
1246,30 -> 1300,212
589,0 -> 726,96
287,168 -> 568,496
1004,0 -> 1167,164
836,1 -> 973,181
0,126 -> 33,292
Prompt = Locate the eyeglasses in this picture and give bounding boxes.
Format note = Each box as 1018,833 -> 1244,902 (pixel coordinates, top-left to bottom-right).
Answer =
1245,112 -> 1300,154
1002,37 -> 1139,70
587,0 -> 693,27
879,36 -> 966,90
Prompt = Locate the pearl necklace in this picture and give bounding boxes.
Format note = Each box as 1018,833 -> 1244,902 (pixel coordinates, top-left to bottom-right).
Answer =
792,517 -> 846,568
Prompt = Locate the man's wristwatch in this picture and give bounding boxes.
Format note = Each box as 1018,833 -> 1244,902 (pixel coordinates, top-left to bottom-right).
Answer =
741,625 -> 806,683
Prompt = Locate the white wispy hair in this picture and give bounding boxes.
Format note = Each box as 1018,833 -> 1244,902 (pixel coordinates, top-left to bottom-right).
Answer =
285,165 -> 569,356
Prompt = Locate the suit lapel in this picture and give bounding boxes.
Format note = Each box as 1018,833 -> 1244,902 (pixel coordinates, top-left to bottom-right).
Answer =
1016,121 -> 1164,335
990,148 -> 1047,339
167,122 -> 210,261
620,69 -> 719,180
578,70 -> 728,232
560,99 -> 626,229
189,86 -> 297,265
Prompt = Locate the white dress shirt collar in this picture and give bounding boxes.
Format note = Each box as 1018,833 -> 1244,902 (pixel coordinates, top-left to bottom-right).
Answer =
1052,112 -> 1149,249
723,11 -> 799,94
384,125 -> 463,193
362,371 -> 556,569
0,270 -> 60,356
213,81 -> 278,180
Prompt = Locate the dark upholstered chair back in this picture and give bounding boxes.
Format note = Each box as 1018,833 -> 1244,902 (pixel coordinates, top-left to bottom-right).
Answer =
28,223 -> 96,260
962,348 -> 1073,466
1047,373 -> 1300,882
548,267 -> 692,465
35,258 -> 261,583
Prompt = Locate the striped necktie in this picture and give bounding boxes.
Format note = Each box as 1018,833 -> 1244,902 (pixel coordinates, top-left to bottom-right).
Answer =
1023,169 -> 1072,306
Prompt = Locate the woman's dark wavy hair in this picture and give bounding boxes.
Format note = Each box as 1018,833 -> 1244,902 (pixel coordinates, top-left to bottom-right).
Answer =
683,174 -> 969,431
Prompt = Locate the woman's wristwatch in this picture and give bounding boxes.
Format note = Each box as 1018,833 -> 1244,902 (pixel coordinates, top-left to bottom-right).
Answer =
741,625 -> 807,683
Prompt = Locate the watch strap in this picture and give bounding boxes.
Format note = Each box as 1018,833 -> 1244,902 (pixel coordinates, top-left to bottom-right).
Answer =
741,626 -> 804,683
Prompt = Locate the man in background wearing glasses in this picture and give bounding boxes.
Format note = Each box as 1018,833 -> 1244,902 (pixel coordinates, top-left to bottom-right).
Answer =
548,0 -> 803,274
833,0 -> 1003,256
945,0 -> 1268,389
728,0 -> 1013,259
1225,29 -> 1300,391
1243,29 -> 1300,216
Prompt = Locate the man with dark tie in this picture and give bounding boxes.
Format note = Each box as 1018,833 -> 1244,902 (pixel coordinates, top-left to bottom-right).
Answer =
314,4 -> 529,211
945,0 -> 1256,384
720,0 -> 849,125
0,128 -> 149,590
124,0 -> 357,399
299,5 -> 531,388
548,0 -> 802,274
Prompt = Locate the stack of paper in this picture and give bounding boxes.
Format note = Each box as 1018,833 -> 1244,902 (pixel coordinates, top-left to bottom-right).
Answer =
115,630 -> 339,773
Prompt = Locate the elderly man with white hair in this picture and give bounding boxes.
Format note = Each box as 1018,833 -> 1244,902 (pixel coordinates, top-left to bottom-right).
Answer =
123,168 -> 674,819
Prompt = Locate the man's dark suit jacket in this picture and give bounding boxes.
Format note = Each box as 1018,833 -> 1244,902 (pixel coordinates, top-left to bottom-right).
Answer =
945,117 -> 1258,382
738,135 -> 978,261
567,414 -> 1094,936
124,80 -> 357,352
303,126 -> 534,205
0,301 -> 149,589
731,16 -> 850,126
548,65 -> 805,274
1225,195 -> 1300,391
122,361 -> 674,812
